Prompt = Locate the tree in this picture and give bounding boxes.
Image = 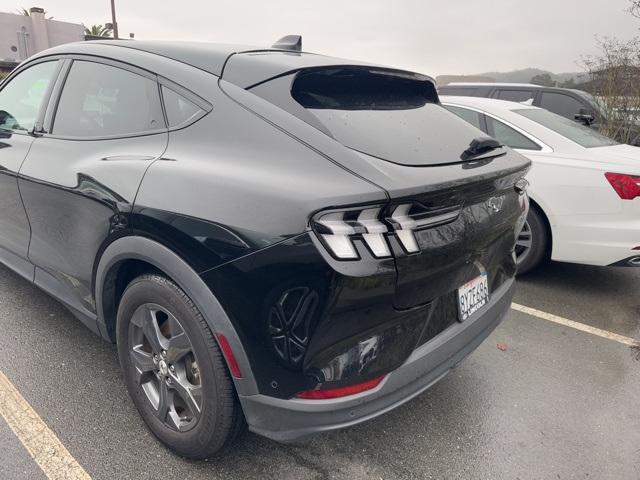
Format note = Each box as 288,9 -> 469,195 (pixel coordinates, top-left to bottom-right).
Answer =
84,24 -> 113,37
577,1 -> 640,144
530,73 -> 555,87
582,37 -> 640,144
16,7 -> 53,19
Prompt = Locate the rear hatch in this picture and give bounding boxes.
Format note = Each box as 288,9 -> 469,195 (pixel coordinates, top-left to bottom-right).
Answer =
223,57 -> 530,309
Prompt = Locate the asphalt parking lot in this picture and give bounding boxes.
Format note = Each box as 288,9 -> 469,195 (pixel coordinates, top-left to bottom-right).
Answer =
0,261 -> 638,480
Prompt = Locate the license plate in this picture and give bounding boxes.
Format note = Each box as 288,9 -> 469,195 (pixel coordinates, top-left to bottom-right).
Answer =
457,274 -> 489,321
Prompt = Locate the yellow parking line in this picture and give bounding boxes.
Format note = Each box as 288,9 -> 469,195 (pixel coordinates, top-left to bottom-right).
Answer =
0,369 -> 91,480
511,302 -> 640,347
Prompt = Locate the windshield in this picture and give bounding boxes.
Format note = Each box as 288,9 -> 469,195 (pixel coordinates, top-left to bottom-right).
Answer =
287,68 -> 489,166
514,108 -> 618,148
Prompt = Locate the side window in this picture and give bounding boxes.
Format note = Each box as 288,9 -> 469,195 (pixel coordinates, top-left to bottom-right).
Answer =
0,61 -> 58,132
495,89 -> 535,103
161,86 -> 204,128
539,92 -> 586,119
444,105 -> 483,130
439,87 -> 478,96
53,61 -> 165,138
485,116 -> 541,150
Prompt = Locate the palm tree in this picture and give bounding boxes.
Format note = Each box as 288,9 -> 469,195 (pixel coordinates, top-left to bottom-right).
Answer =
16,7 -> 53,19
84,24 -> 113,37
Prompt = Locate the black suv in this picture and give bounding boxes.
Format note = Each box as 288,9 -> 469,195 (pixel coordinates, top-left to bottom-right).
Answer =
438,83 -> 599,122
0,38 -> 529,458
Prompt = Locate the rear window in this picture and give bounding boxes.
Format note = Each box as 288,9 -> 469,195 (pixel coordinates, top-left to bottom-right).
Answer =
514,108 -> 618,148
495,90 -> 535,103
281,68 -> 488,166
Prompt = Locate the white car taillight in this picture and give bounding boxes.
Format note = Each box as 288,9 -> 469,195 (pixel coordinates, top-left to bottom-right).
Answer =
605,172 -> 640,200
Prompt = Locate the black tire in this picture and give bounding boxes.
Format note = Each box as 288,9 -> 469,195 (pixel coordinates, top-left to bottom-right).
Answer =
516,206 -> 549,275
116,273 -> 245,459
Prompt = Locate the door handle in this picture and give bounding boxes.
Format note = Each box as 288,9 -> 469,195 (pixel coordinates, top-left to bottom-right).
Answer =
100,155 -> 156,162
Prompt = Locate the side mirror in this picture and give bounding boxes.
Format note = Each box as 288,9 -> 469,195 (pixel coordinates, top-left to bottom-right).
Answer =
574,108 -> 595,126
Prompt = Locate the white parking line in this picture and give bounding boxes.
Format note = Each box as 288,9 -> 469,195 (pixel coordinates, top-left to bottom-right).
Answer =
511,302 -> 640,347
0,369 -> 91,480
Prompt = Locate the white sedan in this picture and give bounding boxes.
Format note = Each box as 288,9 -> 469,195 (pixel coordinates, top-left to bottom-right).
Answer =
441,95 -> 640,273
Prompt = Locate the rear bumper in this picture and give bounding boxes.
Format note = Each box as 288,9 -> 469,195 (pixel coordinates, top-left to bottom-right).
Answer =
551,211 -> 640,266
239,277 -> 515,442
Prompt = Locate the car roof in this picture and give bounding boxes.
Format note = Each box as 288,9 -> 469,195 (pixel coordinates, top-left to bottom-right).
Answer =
31,40 -> 277,76
29,40 -> 432,88
445,82 -> 540,88
440,95 -> 538,112
442,82 -> 589,97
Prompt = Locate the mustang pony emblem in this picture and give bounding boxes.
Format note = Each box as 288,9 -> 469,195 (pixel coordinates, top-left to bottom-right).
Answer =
487,196 -> 505,213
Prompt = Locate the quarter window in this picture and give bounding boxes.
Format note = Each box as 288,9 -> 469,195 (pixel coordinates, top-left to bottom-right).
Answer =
53,61 -> 165,138
485,116 -> 541,150
161,86 -> 204,128
0,61 -> 58,132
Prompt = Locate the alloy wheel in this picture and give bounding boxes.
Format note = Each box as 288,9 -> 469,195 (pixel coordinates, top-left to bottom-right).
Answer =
128,303 -> 203,432
515,220 -> 532,265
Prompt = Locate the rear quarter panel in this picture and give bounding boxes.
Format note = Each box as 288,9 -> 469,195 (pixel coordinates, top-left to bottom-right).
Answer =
523,151 -> 635,265
133,79 -> 386,273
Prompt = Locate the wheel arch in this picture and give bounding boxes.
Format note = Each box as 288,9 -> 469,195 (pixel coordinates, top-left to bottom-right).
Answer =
527,196 -> 553,258
94,235 -> 258,396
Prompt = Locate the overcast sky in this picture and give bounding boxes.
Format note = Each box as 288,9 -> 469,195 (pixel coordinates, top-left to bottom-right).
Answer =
5,0 -> 640,75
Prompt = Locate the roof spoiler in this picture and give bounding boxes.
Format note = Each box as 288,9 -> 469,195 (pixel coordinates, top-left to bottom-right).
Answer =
272,35 -> 302,52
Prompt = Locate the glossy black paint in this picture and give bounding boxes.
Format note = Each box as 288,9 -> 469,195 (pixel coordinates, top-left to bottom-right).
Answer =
19,134 -> 166,313
0,41 -> 530,405
0,131 -> 32,264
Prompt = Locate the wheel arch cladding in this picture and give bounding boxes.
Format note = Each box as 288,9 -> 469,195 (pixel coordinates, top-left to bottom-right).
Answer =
94,235 -> 258,395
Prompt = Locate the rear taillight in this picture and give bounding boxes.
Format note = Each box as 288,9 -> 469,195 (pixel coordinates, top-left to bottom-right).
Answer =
295,376 -> 385,400
314,207 -> 391,259
312,203 -> 460,260
605,172 -> 640,200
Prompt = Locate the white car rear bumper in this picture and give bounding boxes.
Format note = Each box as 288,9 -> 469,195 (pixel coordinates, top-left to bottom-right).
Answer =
551,211 -> 640,266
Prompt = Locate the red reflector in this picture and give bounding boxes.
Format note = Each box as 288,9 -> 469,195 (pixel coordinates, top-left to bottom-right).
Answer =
216,334 -> 242,378
633,246 -> 640,251
605,172 -> 640,200
296,376 -> 385,400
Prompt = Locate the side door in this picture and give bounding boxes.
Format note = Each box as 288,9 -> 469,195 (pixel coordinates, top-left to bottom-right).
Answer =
18,57 -> 168,322
0,59 -> 60,279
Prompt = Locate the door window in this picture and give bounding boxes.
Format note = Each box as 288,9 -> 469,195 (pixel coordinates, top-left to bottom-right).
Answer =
0,61 -> 58,132
539,92 -> 587,119
53,61 -> 165,138
495,89 -> 535,103
485,116 -> 541,150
